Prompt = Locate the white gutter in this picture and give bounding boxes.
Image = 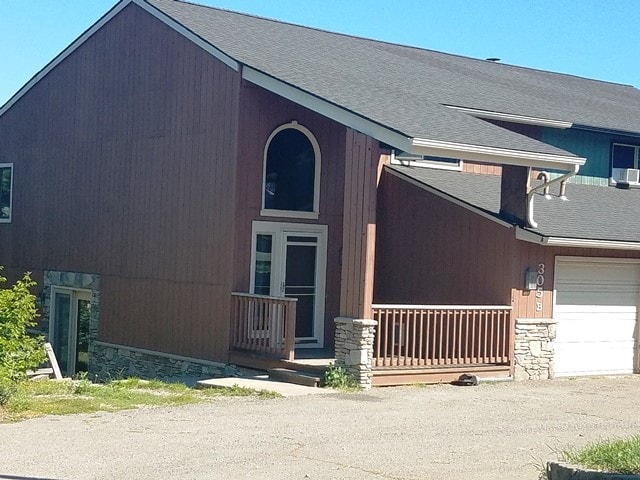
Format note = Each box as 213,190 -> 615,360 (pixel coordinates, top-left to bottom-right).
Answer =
410,138 -> 585,171
515,229 -> 640,251
444,105 -> 573,129
526,164 -> 580,228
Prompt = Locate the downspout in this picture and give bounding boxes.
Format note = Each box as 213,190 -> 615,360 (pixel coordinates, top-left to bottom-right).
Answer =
527,164 -> 580,228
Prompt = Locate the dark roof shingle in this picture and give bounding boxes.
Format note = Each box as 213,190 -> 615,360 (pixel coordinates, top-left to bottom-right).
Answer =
146,0 -> 640,151
390,165 -> 640,244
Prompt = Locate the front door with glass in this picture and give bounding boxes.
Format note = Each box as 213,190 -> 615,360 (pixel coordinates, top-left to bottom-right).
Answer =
49,288 -> 91,376
250,221 -> 327,347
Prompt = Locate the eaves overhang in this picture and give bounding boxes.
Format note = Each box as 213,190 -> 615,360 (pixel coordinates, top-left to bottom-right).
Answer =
515,228 -> 640,251
244,67 -> 587,171
410,138 -> 586,171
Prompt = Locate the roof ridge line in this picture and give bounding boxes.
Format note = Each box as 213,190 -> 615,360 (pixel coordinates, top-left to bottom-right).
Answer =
161,0 -> 637,90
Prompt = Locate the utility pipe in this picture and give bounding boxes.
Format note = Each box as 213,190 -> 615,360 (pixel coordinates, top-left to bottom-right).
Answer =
559,180 -> 568,201
536,171 -> 552,199
527,164 -> 579,228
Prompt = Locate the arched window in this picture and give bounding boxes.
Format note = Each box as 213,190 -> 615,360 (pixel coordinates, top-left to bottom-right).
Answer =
262,122 -> 320,217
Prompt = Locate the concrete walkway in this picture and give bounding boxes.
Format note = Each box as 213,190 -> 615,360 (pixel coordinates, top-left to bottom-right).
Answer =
2,376 -> 640,480
197,374 -> 335,396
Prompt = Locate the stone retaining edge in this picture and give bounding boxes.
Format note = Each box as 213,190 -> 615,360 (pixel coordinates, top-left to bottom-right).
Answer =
547,462 -> 640,480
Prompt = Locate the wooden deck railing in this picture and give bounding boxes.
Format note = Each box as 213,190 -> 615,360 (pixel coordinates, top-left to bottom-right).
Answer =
230,293 -> 297,361
371,305 -> 513,368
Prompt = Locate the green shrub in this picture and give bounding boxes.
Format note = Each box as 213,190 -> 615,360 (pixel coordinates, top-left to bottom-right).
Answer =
323,363 -> 358,390
0,268 -> 46,405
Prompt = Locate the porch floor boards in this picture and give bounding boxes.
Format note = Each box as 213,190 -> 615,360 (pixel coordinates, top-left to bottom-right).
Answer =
230,349 -> 512,387
372,364 -> 512,386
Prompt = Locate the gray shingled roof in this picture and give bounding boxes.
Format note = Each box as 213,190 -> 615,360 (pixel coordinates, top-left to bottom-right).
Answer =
145,0 -> 640,156
390,165 -> 640,243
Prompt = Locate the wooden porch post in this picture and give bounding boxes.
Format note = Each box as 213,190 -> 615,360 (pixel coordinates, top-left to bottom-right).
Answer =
339,129 -> 388,319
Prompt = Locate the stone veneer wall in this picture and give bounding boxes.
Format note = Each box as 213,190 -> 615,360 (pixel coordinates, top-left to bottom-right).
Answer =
514,318 -> 556,380
42,270 -> 234,382
92,342 -> 237,383
334,317 -> 377,389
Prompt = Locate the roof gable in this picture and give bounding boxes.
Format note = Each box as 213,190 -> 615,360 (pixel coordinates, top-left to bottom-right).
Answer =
8,0 -> 640,169
389,165 -> 640,247
143,0 -> 640,137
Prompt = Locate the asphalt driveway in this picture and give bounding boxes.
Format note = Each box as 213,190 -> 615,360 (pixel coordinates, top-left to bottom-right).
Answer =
2,376 -> 639,479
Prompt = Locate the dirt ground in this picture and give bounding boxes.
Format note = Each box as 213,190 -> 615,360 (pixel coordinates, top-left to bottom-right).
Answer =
1,376 -> 639,480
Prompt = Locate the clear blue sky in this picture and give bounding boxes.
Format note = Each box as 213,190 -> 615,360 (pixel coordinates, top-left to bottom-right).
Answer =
1,0 -> 639,106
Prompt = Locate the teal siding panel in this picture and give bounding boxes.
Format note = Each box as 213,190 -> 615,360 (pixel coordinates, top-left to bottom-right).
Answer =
541,128 -> 640,180
540,128 -> 611,178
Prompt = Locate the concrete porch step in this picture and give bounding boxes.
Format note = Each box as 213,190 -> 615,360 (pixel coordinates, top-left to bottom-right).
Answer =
281,358 -> 332,375
268,368 -> 323,387
197,374 -> 333,397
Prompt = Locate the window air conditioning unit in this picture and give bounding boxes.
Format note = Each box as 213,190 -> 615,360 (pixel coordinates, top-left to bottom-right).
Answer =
613,168 -> 640,184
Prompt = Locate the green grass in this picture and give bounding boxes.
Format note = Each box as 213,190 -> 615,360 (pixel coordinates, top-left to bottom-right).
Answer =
0,378 -> 280,422
561,435 -> 640,475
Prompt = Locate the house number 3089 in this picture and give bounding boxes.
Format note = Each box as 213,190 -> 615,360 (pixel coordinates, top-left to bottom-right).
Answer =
535,263 -> 545,312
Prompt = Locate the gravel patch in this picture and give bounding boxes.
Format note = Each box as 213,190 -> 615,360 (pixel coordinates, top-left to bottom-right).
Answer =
1,376 -> 639,479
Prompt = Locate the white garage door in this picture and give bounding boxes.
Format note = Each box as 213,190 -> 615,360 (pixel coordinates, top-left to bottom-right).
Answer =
554,259 -> 639,377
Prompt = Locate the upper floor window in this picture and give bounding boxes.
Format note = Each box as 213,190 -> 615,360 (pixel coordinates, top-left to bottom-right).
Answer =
262,122 -> 321,219
611,143 -> 640,184
392,150 -> 462,171
0,163 -> 13,223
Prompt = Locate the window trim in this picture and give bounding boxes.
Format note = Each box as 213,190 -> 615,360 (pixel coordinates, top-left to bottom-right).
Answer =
261,121 -> 321,219
0,163 -> 13,224
610,142 -> 640,185
391,150 -> 463,171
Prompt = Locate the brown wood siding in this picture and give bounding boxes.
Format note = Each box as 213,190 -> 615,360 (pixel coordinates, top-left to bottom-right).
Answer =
374,170 -> 514,305
339,131 -> 385,318
463,162 -> 503,175
374,170 -> 640,320
510,244 -> 640,319
0,4 -> 240,361
232,82 -> 347,346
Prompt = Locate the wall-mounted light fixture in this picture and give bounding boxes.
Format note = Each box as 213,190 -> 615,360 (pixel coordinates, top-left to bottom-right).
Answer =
524,268 -> 537,290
